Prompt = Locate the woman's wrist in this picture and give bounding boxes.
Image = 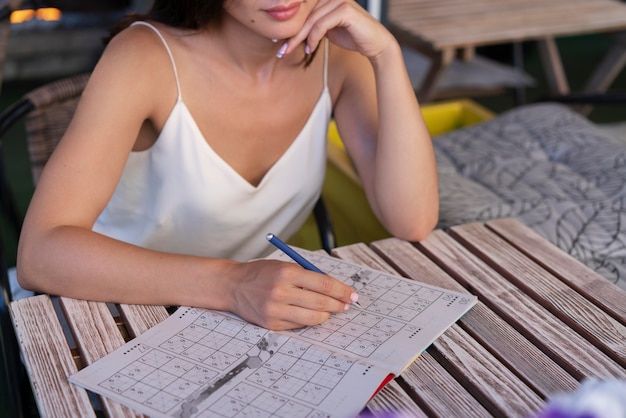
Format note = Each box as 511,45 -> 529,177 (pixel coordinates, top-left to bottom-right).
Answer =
171,256 -> 241,312
367,33 -> 402,68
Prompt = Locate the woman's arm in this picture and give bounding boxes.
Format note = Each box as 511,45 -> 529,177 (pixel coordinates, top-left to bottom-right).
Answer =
283,0 -> 439,241
16,25 -> 356,331
334,38 -> 439,241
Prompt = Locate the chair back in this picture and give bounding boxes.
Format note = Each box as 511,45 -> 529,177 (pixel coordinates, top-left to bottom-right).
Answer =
23,73 -> 89,183
0,72 -> 89,245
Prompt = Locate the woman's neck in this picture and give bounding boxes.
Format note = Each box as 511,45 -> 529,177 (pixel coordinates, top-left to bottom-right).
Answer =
207,15 -> 305,82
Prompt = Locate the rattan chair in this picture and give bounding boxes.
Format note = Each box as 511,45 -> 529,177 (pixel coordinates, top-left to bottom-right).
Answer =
0,73 -> 89,258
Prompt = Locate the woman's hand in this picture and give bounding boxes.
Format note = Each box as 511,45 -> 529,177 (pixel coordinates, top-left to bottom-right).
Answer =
280,0 -> 396,61
226,259 -> 358,330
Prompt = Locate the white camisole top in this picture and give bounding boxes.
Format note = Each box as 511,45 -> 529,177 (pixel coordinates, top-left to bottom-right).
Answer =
93,22 -> 331,261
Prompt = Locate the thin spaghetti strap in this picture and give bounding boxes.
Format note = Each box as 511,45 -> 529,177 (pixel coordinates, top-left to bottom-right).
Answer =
130,21 -> 182,100
323,38 -> 329,87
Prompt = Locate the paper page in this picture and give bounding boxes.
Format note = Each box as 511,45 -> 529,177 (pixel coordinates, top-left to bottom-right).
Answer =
70,307 -> 391,418
269,249 -> 478,375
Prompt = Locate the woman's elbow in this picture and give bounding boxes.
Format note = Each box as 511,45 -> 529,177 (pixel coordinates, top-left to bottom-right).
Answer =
16,238 -> 45,293
390,214 -> 437,242
384,203 -> 439,243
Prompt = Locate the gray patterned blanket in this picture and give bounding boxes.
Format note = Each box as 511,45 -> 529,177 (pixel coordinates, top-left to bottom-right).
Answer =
434,103 -> 626,290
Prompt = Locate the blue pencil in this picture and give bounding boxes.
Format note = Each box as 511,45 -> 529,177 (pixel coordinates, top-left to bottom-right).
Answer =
266,233 -> 361,307
266,233 -> 324,274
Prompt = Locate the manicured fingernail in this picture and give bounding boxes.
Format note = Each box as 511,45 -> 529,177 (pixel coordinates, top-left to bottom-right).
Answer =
271,38 -> 278,43
350,293 -> 359,303
344,303 -> 351,311
276,43 -> 288,58
305,44 -> 311,55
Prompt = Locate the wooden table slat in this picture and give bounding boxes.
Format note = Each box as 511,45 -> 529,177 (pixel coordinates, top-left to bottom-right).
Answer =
389,0 -> 602,18
60,297 -> 126,363
390,1 -> 626,23
118,303 -> 170,338
10,295 -> 96,418
450,222 -> 626,368
389,3 -> 626,48
391,4 -> 626,28
459,303 -> 579,395
399,351 -> 493,417
332,242 -> 406,274
363,379 -> 429,418
431,325 -> 543,417
485,218 -> 626,325
369,238 -> 580,396
60,297 -> 144,418
418,230 -> 626,379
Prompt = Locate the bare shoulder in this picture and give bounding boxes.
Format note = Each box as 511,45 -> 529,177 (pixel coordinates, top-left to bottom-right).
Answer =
95,22 -> 173,79
81,21 -> 179,118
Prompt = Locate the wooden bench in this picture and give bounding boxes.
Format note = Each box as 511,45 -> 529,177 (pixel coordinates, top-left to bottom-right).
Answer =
387,0 -> 626,101
10,218 -> 626,417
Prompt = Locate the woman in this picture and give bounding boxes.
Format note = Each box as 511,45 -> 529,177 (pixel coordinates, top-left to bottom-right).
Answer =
17,0 -> 438,330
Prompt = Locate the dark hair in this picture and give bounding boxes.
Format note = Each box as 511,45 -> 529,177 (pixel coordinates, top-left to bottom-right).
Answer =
147,0 -> 226,29
105,0 -> 226,42
105,0 -> 316,65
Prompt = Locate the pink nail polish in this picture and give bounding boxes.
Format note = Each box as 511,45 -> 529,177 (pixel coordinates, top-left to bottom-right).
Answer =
350,293 -> 359,303
344,303 -> 350,311
305,44 -> 311,55
276,43 -> 288,58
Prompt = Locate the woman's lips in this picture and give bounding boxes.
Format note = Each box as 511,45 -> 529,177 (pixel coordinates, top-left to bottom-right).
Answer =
264,2 -> 301,21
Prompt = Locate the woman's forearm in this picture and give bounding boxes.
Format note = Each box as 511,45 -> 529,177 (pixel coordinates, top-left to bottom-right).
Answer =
17,224 -> 359,331
17,225 -> 237,309
368,41 -> 439,240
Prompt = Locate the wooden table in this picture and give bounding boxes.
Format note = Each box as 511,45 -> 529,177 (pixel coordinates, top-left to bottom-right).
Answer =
387,0 -> 626,102
10,218 -> 626,417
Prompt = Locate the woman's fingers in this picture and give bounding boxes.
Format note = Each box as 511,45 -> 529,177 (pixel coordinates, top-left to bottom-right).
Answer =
297,0 -> 349,51
248,286 -> 339,330
279,0 -> 388,59
230,260 -> 356,330
257,305 -> 333,331
292,271 -> 356,306
283,0 -> 353,55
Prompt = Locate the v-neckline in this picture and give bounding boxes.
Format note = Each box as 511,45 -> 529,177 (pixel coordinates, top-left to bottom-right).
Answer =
171,87 -> 330,190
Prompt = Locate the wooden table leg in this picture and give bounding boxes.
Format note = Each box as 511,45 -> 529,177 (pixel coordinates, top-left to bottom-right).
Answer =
537,36 -> 570,96
583,31 -> 626,93
416,47 -> 455,103
388,24 -> 457,103
576,31 -> 626,114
